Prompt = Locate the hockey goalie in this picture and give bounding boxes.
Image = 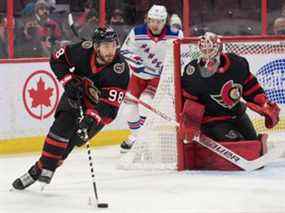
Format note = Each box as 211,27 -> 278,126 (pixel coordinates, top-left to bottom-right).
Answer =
180,32 -> 280,171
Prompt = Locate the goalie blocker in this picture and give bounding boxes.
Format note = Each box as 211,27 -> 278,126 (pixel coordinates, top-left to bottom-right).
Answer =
180,100 -> 268,171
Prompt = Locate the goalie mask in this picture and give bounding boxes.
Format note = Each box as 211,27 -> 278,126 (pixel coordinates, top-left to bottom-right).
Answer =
147,5 -> 167,35
198,32 -> 223,77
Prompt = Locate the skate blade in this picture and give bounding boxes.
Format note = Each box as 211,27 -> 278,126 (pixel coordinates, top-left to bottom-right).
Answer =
120,149 -> 130,154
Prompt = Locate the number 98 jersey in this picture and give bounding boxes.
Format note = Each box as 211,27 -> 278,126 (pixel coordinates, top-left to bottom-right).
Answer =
50,41 -> 130,124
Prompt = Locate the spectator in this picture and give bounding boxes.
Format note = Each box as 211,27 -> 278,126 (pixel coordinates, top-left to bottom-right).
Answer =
21,0 -> 37,17
69,0 -> 97,40
273,17 -> 285,35
0,0 -> 25,16
0,13 -> 7,58
76,0 -> 93,26
70,0 -> 89,12
273,3 -> 285,35
169,13 -> 182,32
14,15 -> 44,57
110,9 -> 124,25
45,0 -> 55,10
34,0 -> 62,55
77,9 -> 98,40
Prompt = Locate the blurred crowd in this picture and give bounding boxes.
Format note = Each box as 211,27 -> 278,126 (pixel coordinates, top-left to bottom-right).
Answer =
0,0 -> 284,59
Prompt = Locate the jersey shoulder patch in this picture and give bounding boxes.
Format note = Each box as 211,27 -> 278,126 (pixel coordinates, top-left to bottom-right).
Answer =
185,64 -> 195,75
113,62 -> 125,74
184,60 -> 198,76
81,40 -> 93,49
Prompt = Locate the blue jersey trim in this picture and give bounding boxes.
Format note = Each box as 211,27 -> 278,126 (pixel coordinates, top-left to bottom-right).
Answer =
133,24 -> 179,37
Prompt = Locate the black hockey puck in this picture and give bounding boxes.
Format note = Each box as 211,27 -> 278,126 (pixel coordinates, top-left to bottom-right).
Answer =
97,203 -> 109,208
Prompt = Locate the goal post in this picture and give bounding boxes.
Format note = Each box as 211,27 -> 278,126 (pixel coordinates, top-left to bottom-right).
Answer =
119,36 -> 285,171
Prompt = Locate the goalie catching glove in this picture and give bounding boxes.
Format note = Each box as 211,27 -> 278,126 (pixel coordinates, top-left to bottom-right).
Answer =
246,101 -> 280,129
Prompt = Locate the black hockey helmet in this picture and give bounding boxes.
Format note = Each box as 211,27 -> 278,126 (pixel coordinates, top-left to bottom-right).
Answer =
92,26 -> 119,45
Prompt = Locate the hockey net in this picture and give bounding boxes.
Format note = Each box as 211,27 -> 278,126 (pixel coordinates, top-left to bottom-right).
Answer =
119,36 -> 285,170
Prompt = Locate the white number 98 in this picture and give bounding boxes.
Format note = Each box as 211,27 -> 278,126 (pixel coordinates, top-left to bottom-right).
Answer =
109,89 -> 124,103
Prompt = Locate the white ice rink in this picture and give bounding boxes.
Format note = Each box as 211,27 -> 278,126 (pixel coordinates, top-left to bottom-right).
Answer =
1,145 -> 285,213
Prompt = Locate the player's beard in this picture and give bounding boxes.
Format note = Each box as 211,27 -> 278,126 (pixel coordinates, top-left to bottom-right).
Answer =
96,50 -> 115,65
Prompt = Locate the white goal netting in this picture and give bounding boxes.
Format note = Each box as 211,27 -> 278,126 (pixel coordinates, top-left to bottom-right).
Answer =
119,38 -> 285,170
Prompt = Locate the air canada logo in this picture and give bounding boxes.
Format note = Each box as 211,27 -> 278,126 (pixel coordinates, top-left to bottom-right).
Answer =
23,70 -> 59,120
210,80 -> 242,109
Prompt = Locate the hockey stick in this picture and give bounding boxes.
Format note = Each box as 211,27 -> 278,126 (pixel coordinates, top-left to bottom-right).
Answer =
126,93 -> 284,171
77,98 -> 108,208
68,13 -> 87,40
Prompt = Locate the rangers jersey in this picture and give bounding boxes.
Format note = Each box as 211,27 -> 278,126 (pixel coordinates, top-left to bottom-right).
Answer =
121,23 -> 183,79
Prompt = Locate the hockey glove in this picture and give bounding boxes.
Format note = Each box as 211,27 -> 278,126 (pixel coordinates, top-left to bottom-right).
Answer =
246,101 -> 280,129
75,115 -> 94,146
64,78 -> 83,101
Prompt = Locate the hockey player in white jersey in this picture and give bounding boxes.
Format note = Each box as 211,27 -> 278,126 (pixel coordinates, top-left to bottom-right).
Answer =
120,4 -> 183,152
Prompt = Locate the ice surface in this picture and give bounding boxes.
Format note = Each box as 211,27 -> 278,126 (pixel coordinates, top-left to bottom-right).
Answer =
1,146 -> 285,213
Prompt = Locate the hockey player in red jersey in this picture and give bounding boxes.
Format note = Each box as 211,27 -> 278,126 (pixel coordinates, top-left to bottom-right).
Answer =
181,32 -> 280,142
12,26 -> 130,190
120,4 -> 183,152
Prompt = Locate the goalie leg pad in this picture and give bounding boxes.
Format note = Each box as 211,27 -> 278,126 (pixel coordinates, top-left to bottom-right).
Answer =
184,134 -> 268,171
180,100 -> 205,142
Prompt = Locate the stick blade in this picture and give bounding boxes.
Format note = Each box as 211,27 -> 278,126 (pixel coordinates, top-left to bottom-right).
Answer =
97,203 -> 109,208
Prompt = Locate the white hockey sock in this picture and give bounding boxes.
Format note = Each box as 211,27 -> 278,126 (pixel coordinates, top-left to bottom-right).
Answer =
124,102 -> 141,140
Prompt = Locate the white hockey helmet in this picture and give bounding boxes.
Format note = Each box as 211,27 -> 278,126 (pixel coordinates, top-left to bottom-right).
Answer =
147,5 -> 168,23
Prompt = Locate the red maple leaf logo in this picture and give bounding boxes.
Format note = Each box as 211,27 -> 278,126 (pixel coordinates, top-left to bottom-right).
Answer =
28,78 -> 54,115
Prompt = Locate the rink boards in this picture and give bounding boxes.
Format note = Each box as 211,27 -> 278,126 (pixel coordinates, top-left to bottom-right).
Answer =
0,60 -> 130,154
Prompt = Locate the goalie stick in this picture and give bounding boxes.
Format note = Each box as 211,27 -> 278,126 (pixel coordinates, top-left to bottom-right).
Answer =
126,93 -> 284,172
